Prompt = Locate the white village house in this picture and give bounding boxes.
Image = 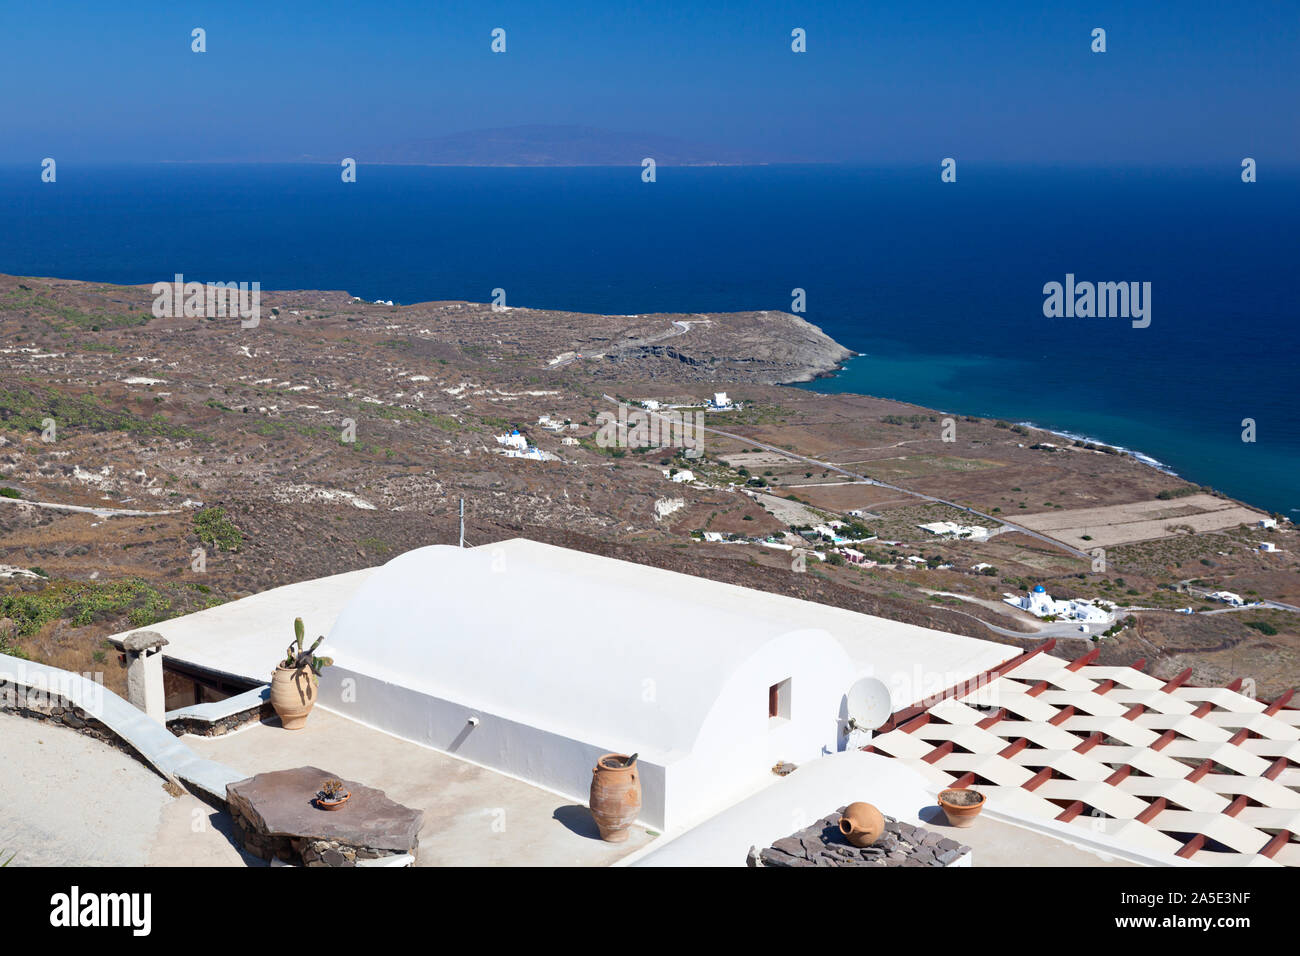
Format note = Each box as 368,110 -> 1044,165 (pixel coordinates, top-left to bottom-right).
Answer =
314,539 -> 1010,831
919,521 -> 992,541
1210,590 -> 1247,607
494,429 -> 557,461
495,429 -> 528,451
1003,585 -> 1113,624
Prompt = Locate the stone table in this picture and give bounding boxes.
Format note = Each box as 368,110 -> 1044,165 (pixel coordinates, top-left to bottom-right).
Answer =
226,765 -> 423,866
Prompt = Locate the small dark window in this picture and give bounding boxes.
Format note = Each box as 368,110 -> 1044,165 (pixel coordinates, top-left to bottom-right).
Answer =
769,678 -> 791,721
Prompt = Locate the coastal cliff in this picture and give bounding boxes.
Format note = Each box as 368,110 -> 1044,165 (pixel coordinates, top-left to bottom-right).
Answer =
570,309 -> 855,385
0,274 -> 852,387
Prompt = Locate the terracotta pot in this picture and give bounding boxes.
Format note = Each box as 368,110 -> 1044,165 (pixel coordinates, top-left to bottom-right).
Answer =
589,753 -> 642,842
938,787 -> 985,828
269,665 -> 316,730
839,801 -> 885,847
316,792 -> 350,811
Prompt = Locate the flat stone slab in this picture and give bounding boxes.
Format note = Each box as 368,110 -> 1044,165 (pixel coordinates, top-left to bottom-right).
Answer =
122,630 -> 168,652
226,765 -> 423,854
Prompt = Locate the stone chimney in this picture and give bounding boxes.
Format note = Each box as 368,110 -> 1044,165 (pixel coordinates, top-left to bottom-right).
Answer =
122,630 -> 169,723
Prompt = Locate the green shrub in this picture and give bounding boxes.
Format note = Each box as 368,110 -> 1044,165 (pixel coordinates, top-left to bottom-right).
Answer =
193,507 -> 243,551
0,578 -> 176,639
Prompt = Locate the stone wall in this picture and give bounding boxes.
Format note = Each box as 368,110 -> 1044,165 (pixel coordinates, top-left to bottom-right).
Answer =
166,702 -> 273,738
296,838 -> 403,867
227,792 -> 412,867
0,685 -> 147,767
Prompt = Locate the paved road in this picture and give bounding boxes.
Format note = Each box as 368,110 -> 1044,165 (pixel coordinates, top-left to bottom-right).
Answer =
604,394 -> 1091,561
935,604 -> 1098,640
1200,601 -> 1300,615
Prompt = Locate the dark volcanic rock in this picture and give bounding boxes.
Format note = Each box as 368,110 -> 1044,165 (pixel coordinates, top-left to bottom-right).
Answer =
754,811 -> 971,868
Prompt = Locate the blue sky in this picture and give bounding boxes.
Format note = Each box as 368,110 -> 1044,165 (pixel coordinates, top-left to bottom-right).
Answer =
1,0 -> 1296,163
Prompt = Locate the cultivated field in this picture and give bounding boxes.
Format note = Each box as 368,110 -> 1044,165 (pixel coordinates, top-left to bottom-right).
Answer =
1015,494 -> 1264,549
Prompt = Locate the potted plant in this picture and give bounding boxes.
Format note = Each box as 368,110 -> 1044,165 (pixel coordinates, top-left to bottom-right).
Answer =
938,787 -> 986,828
315,777 -> 350,811
269,617 -> 333,730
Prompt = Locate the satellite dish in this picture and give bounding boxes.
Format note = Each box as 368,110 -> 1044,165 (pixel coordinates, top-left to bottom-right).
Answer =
845,676 -> 894,733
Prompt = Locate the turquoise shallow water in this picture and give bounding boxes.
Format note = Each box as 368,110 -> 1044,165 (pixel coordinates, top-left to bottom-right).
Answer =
0,163 -> 1294,513
797,343 -> 1294,513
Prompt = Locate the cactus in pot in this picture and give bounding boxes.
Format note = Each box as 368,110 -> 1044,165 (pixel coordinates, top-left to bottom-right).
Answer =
282,616 -> 333,677
269,617 -> 333,730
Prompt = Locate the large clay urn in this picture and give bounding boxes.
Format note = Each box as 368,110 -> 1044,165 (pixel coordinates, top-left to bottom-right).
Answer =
269,665 -> 316,730
589,753 -> 642,842
839,801 -> 885,847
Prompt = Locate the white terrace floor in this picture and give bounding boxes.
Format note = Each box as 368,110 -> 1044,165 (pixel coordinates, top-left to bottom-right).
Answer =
184,708 -> 655,866
3,706 -> 1142,867
914,805 -> 1135,867
0,708 -> 653,867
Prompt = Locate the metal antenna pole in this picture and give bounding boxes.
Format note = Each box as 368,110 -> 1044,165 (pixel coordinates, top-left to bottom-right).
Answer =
459,497 -> 465,549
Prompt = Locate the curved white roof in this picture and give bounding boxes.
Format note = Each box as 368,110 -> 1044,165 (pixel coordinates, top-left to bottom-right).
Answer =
325,538 -> 1012,761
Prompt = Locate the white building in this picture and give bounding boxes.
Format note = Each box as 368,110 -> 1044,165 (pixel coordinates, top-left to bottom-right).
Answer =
73,531 -> 1298,869
835,548 -> 872,566
918,521 -> 990,541
1259,518 -> 1278,529
495,429 -> 528,451
495,429 -> 556,461
1260,542 -> 1278,553
1210,590 -> 1245,606
501,446 -> 557,461
664,469 -> 695,483
1003,585 -> 1113,624
314,539 -> 1013,832
708,392 -> 733,410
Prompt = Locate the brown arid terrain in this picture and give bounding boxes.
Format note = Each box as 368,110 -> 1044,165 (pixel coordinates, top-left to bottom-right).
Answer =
1,272 -> 1296,699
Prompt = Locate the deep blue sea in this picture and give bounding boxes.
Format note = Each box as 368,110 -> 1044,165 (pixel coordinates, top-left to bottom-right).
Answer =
1,163 -> 1295,514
